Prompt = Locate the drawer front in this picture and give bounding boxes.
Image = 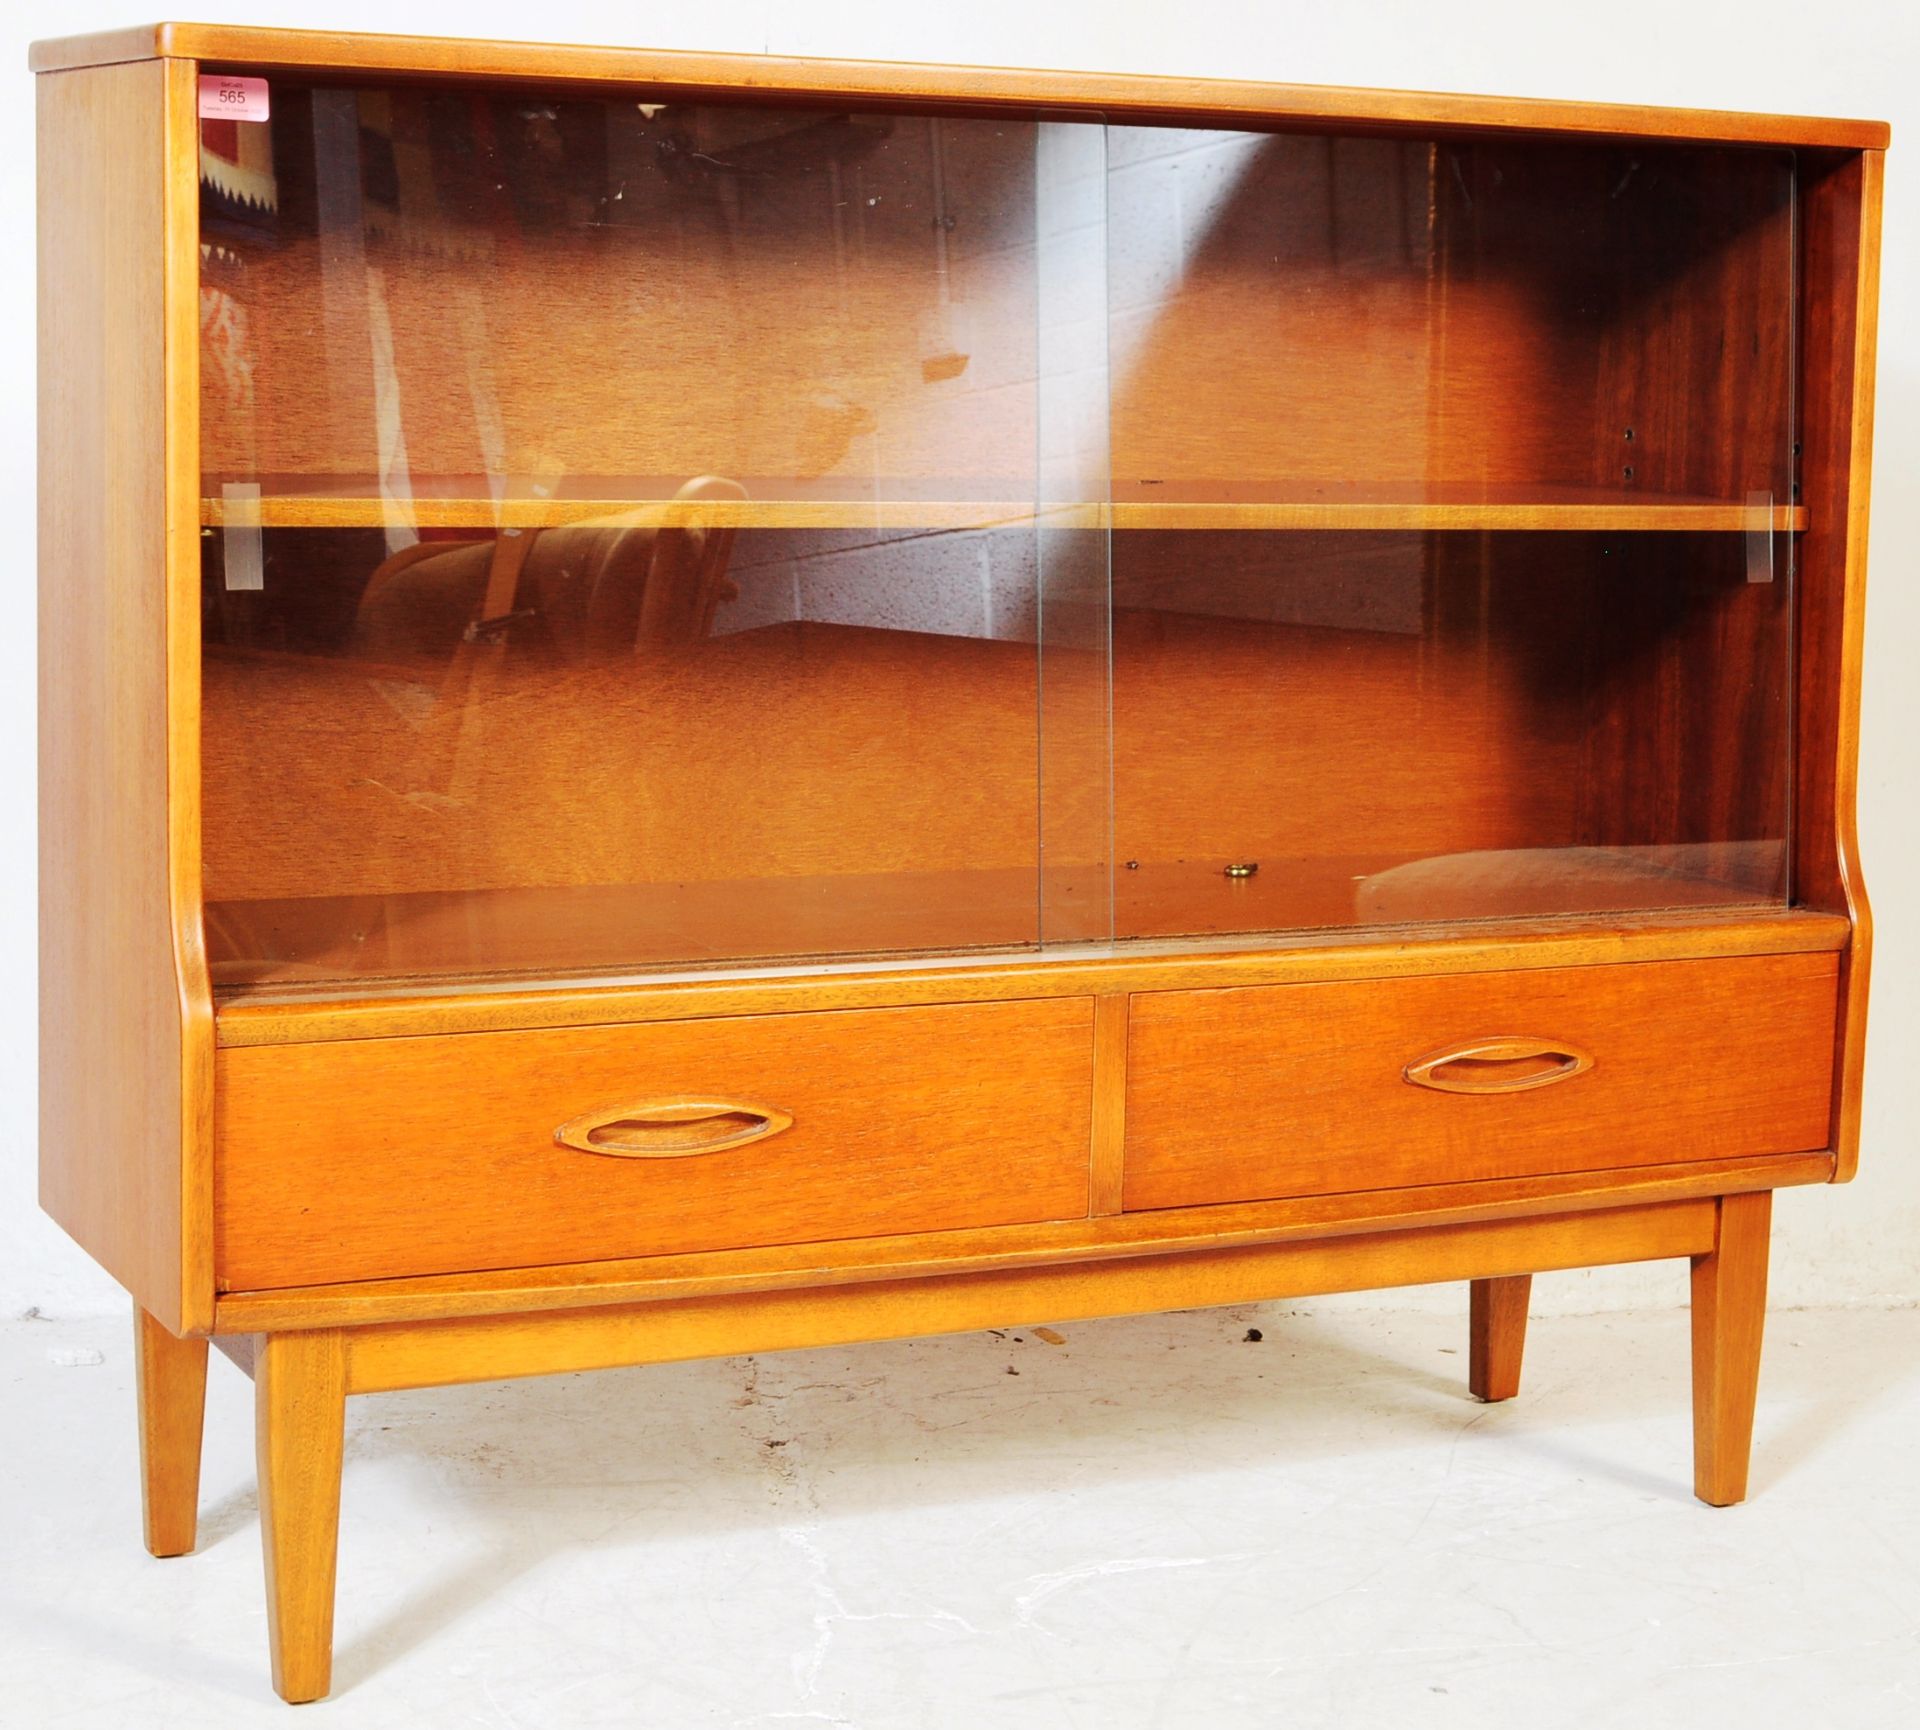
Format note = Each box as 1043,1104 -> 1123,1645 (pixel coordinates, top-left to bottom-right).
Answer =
1124,953 -> 1839,1211
217,998 -> 1093,1288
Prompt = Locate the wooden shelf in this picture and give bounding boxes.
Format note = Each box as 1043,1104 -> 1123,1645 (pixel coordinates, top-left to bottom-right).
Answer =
204,847 -> 1784,998
201,478 -> 1809,535
202,484 -> 1043,535
1105,500 -> 1807,533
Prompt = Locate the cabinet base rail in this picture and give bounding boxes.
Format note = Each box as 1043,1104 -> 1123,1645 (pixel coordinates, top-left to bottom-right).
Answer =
138,1191 -> 1770,1703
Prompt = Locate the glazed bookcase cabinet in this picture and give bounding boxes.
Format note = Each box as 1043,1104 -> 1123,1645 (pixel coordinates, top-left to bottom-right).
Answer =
34,20 -> 1884,1703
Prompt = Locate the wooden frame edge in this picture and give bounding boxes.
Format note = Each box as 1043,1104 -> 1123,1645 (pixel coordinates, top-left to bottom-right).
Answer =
1828,148 -> 1883,1183
163,56 -> 217,1331
214,1151 -> 1833,1332
335,1199 -> 1719,1394
1089,995 -> 1127,1214
36,56 -> 211,1337
27,25 -> 171,74
27,25 -> 1890,150
212,911 -> 1852,1048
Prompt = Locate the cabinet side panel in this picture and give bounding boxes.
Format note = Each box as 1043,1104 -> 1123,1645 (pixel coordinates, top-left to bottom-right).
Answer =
38,59 -> 211,1331
1795,149 -> 1881,1181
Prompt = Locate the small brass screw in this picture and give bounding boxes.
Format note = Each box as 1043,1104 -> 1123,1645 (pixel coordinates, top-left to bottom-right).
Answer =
1223,861 -> 1259,879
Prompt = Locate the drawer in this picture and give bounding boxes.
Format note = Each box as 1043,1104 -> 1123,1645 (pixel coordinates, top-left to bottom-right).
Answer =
216,998 -> 1093,1288
1124,953 -> 1839,1211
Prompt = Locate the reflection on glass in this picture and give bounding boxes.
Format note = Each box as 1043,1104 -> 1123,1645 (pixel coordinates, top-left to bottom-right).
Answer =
1107,529 -> 1790,938
201,84 -> 1048,986
1035,117 -> 1113,945
199,89 -> 1798,991
1099,128 -> 1796,509
1097,126 -> 1796,939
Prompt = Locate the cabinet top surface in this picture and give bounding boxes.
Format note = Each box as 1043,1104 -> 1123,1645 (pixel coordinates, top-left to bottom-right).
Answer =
30,21 -> 1889,150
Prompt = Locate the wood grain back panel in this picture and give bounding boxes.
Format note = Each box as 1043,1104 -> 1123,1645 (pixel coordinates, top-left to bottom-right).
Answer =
1111,530 -> 1790,941
215,997 -> 1095,1287
38,59 -> 213,1333
201,617 -> 1045,907
1106,134 -> 1794,504
1124,952 -> 1839,1210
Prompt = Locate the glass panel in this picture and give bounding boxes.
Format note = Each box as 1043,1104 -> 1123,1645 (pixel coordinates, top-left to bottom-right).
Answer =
199,79 -> 1050,988
1035,117 -> 1112,945
200,89 -> 1801,989
1100,125 -> 1796,939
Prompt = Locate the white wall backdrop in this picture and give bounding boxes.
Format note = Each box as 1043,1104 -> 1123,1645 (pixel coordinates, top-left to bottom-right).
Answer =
4,0 -> 1915,1319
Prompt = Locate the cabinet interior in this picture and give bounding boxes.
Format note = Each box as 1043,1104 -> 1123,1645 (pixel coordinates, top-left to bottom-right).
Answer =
198,81 -> 1798,990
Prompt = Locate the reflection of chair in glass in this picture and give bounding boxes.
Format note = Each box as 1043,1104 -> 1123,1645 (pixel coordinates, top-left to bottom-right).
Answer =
354,474 -> 749,661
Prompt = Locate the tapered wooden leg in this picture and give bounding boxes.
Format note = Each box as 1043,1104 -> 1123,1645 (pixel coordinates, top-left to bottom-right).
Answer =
134,1305 -> 209,1557
256,1330 -> 347,1704
1691,1191 -> 1772,1507
1468,1275 -> 1532,1402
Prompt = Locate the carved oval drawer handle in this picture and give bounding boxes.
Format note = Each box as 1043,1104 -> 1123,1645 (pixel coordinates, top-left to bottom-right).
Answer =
1403,1036 -> 1595,1096
555,1098 -> 794,1158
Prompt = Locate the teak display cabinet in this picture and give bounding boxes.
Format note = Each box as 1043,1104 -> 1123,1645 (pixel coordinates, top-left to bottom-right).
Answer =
34,21 -> 1883,1703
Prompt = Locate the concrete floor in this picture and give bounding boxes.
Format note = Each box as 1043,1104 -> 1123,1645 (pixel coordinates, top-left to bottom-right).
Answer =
3,1297 -> 1918,1728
